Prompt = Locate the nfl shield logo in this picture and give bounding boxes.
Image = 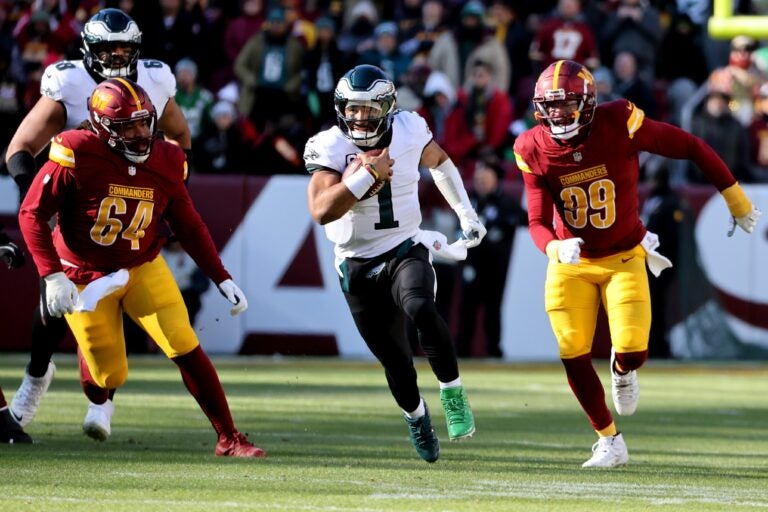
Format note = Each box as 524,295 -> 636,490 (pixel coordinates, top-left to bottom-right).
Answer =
128,165 -> 136,176
573,152 -> 582,162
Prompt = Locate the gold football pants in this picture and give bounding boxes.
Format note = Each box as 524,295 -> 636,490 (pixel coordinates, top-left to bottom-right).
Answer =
545,245 -> 651,359
65,255 -> 200,389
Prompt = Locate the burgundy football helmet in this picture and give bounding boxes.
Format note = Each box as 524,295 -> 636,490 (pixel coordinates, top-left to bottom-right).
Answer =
533,60 -> 597,140
89,77 -> 156,163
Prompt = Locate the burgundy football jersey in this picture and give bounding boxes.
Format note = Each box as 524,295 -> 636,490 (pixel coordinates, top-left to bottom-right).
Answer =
20,129 -> 229,284
514,99 -> 737,258
531,18 -> 599,68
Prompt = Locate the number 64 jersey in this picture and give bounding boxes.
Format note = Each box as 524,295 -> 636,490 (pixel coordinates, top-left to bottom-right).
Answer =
304,111 -> 432,267
42,58 -> 176,129
19,129 -> 229,286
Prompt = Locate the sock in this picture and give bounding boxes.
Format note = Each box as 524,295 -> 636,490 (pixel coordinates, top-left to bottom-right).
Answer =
597,423 -> 619,437
404,397 -> 426,419
439,377 -> 462,390
173,346 -> 235,437
28,305 -> 68,377
78,348 -> 110,404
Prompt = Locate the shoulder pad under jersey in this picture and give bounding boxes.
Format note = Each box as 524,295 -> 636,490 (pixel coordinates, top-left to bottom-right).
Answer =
136,59 -> 176,116
303,127 -> 357,174
392,110 -> 432,149
40,60 -> 93,103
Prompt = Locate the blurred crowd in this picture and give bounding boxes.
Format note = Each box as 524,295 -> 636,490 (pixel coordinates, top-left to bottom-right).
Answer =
3,0 -> 768,183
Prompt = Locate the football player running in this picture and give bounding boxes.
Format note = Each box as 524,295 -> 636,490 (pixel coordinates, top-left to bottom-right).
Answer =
305,65 -> 486,463
5,8 -> 191,433
513,59 -> 761,468
18,78 -> 265,457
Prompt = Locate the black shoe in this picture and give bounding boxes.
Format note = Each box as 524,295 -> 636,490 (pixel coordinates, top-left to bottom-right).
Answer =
0,408 -> 33,444
404,402 -> 440,463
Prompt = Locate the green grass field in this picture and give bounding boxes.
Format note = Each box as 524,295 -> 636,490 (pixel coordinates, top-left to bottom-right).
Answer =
1,354 -> 766,512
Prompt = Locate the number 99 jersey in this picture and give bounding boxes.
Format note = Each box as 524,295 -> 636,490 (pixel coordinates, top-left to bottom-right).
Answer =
41,58 -> 176,130
304,110 -> 433,265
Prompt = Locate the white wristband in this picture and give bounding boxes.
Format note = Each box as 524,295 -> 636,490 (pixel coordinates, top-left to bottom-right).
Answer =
343,168 -> 376,199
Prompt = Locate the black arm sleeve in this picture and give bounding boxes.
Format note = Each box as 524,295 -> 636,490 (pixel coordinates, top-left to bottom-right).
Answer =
6,151 -> 37,200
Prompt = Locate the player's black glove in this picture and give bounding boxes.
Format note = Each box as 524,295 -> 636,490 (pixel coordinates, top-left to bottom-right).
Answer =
0,227 -> 25,269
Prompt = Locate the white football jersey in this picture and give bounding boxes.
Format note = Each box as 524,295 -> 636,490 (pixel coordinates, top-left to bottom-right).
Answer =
304,110 -> 433,266
40,59 -> 176,130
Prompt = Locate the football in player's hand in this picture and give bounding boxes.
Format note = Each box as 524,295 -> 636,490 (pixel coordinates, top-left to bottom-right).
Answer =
342,149 -> 386,200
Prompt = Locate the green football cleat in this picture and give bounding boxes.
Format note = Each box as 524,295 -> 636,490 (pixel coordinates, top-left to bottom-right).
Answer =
440,386 -> 476,440
404,403 -> 440,463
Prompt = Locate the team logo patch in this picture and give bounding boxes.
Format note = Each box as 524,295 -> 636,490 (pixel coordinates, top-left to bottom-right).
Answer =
573,152 -> 582,162
128,165 -> 136,176
365,262 -> 385,279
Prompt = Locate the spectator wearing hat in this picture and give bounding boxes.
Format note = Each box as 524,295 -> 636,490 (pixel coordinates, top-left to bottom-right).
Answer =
690,88 -> 752,183
601,0 -> 662,85
174,58 -> 215,169
456,0 -> 510,92
399,0 -> 460,89
302,16 -> 351,131
417,69 -> 456,145
337,0 -> 378,55
488,0 -> 532,98
223,0 -> 265,80
708,35 -> 763,126
592,66 -> 620,105
443,59 -> 513,169
234,6 -> 304,132
155,0 -> 212,73
357,21 -> 409,85
747,83 -> 768,182
197,100 -> 258,174
455,155 -> 527,358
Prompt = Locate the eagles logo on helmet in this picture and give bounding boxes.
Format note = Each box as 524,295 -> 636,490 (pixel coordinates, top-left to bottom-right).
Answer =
334,65 -> 397,148
81,8 -> 142,79
89,78 -> 157,163
533,60 -> 597,140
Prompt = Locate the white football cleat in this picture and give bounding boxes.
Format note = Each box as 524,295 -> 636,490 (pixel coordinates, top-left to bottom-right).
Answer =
582,433 -> 629,468
83,399 -> 114,441
610,348 -> 639,416
10,362 -> 56,426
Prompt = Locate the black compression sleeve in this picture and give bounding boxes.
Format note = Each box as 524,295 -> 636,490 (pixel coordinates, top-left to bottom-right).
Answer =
7,151 -> 37,200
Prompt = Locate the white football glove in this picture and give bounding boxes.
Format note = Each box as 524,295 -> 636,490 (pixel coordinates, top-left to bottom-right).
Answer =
44,271 -> 79,318
728,205 -> 762,237
218,279 -> 248,316
548,237 -> 584,264
457,209 -> 487,249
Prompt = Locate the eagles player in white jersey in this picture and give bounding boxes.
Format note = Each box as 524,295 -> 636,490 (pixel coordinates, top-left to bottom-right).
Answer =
306,65 -> 487,463
4,8 -> 191,438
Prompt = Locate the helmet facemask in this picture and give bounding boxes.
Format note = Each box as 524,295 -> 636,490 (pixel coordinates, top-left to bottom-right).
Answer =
534,98 -> 590,140
83,41 -> 141,78
94,112 -> 156,163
